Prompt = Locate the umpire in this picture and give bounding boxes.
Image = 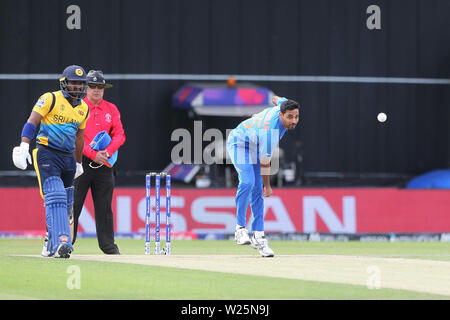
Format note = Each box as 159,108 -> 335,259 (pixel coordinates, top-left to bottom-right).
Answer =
72,70 -> 126,254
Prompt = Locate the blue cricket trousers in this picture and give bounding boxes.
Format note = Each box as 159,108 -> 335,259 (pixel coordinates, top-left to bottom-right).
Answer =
226,138 -> 265,232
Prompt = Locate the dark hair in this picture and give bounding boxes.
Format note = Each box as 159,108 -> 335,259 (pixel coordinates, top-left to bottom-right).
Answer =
280,99 -> 300,114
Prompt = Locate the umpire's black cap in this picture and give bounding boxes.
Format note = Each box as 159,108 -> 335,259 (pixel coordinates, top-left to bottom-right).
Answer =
86,70 -> 113,88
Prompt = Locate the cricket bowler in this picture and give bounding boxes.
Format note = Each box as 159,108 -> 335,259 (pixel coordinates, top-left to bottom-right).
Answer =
226,96 -> 300,257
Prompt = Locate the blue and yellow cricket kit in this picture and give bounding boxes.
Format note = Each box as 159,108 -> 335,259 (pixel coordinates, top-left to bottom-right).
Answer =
32,90 -> 89,195
33,90 -> 89,154
226,103 -> 287,231
31,90 -> 89,255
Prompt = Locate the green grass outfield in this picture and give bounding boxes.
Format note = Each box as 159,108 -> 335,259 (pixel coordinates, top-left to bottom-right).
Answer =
0,239 -> 449,300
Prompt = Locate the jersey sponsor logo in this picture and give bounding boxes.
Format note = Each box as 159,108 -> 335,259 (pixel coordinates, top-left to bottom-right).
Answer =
78,110 -> 84,116
52,114 -> 78,124
35,99 -> 45,108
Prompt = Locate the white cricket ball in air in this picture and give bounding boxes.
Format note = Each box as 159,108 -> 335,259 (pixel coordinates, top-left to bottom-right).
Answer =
377,112 -> 387,122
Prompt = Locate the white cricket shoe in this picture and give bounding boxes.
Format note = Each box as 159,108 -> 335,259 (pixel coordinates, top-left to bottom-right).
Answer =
250,235 -> 274,257
234,227 -> 251,245
41,233 -> 50,257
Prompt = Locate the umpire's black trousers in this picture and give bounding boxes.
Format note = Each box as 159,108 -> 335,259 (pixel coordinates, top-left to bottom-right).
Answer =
72,156 -> 120,254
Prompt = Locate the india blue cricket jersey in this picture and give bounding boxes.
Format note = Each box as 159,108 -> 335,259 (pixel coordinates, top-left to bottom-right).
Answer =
227,105 -> 287,164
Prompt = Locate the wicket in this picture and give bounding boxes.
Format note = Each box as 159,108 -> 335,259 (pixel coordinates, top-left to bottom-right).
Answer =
145,172 -> 171,255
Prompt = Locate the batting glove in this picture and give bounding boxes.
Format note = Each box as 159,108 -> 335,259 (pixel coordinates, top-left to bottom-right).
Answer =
74,162 -> 84,179
12,142 -> 32,170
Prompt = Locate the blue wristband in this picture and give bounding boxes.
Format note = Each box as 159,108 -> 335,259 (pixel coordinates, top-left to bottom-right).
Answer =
21,122 -> 36,140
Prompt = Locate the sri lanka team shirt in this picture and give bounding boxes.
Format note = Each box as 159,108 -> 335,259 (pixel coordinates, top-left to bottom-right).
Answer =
32,90 -> 90,153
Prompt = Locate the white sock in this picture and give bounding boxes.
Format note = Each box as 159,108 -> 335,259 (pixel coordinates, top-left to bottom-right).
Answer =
254,231 -> 264,239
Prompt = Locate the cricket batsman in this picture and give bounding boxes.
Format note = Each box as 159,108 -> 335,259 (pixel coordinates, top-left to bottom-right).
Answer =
226,96 -> 300,257
12,65 -> 90,258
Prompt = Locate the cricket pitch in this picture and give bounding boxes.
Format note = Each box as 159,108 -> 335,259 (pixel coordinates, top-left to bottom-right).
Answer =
69,254 -> 450,297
